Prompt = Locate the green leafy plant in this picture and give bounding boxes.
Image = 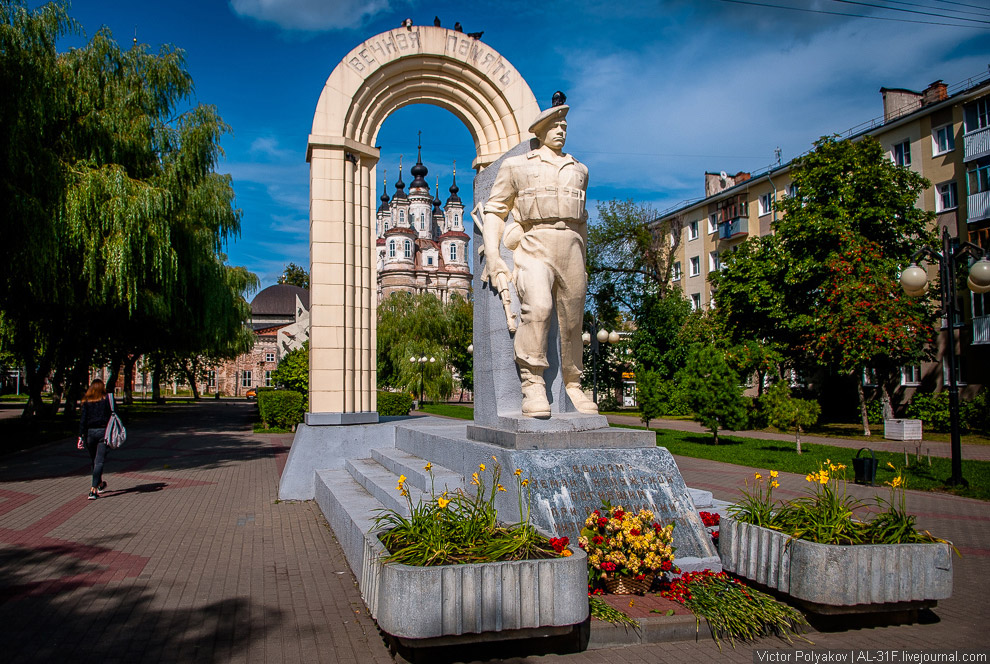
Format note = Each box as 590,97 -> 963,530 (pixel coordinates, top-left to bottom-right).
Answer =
373,459 -> 562,566
727,471 -> 780,528
681,344 -> 748,444
271,342 -> 309,394
660,570 -> 809,649
377,391 -> 412,416
905,391 -> 951,432
589,595 -> 638,626
257,390 -> 305,430
864,462 -> 948,545
761,381 -> 821,454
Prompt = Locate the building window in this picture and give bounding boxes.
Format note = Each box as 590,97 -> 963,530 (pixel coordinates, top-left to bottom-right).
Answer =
786,183 -> 799,199
690,293 -> 701,310
669,230 -> 677,248
689,256 -> 700,277
383,220 -> 390,231
862,367 -> 877,387
901,365 -> 921,386
449,244 -> 457,261
208,371 -> 216,388
758,192 -> 774,216
420,214 -> 426,230
404,240 -> 411,258
965,98 -> 989,133
936,181 -> 958,212
932,124 -> 955,155
708,214 -> 718,234
241,371 -> 252,388
454,214 -> 460,227
709,251 -> 720,272
943,357 -> 966,386
265,352 -> 275,363
892,140 -> 911,167
688,220 -> 699,240
427,255 -> 434,266
388,240 -> 396,258
969,163 -> 990,195
399,210 -> 405,224
265,370 -> 272,387
672,261 -> 682,281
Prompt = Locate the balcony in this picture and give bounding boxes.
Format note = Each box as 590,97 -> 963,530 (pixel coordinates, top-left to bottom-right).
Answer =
719,216 -> 748,240
964,125 -> 990,162
975,315 -> 990,345
970,190 -> 990,224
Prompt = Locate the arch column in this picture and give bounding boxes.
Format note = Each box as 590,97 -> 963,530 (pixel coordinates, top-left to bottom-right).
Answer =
307,137 -> 380,424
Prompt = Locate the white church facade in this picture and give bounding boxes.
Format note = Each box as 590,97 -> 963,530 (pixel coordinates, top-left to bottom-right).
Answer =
375,142 -> 472,302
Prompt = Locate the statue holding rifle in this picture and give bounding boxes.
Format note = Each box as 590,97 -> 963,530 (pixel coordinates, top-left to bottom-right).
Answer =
480,94 -> 599,419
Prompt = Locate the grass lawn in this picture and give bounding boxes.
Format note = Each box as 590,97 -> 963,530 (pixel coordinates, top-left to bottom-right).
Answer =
646,426 -> 990,502
407,402 -> 990,501
419,403 -> 475,419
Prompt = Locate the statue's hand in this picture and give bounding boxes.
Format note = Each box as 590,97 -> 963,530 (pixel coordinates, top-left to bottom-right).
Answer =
485,255 -> 511,292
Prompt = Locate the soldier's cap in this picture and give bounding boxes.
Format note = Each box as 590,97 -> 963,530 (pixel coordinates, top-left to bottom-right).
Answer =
528,104 -> 569,136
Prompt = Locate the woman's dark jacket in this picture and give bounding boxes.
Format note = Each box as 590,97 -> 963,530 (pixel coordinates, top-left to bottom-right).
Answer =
78,397 -> 112,437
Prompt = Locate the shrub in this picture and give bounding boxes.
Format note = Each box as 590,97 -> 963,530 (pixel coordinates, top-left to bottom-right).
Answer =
961,389 -> 989,434
378,391 -> 412,416
257,390 -> 306,430
904,391 -> 951,432
597,392 -> 621,413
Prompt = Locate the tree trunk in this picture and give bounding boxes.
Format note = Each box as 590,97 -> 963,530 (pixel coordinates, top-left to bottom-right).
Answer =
152,368 -> 164,404
106,360 -> 121,395
880,381 -> 894,421
22,359 -> 48,418
712,427 -> 719,445
123,354 -> 138,405
183,360 -> 201,400
795,427 -> 803,455
857,379 -> 871,437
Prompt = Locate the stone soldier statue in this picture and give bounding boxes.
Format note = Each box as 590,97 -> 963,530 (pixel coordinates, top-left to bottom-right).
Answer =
481,99 -> 599,418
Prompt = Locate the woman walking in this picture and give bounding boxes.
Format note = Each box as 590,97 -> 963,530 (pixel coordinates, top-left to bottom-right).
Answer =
78,379 -> 112,500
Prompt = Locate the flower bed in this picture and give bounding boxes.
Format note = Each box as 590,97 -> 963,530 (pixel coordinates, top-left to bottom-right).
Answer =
721,462 -> 953,612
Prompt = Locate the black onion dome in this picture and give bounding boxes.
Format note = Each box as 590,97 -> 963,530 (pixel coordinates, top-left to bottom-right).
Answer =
446,169 -> 461,205
378,173 -> 390,212
433,177 -> 443,211
409,142 -> 429,190
392,164 -> 407,200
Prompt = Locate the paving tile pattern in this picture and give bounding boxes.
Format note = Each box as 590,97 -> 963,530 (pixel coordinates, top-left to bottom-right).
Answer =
0,402 -> 987,663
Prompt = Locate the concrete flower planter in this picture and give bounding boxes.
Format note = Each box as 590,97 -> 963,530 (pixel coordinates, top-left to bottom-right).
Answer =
361,534 -> 590,641
718,517 -> 952,613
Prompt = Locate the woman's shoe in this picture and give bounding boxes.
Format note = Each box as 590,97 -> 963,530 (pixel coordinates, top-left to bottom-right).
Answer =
87,491 -> 98,500
97,481 -> 108,494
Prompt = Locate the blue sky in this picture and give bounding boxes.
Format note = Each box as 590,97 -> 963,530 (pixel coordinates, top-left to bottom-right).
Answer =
59,0 -> 990,289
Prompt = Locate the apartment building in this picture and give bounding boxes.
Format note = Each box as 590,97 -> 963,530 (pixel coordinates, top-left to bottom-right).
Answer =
656,74 -> 990,404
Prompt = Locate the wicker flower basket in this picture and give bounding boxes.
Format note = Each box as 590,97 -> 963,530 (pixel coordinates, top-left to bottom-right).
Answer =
604,574 -> 653,595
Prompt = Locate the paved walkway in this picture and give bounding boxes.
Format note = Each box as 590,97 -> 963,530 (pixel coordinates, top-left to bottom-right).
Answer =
0,402 -> 987,663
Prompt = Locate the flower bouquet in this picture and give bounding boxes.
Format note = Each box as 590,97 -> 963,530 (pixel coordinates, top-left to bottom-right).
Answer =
579,504 -> 676,595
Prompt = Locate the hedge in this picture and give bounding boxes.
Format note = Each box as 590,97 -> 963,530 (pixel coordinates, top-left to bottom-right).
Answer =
258,390 -> 306,430
378,391 -> 412,416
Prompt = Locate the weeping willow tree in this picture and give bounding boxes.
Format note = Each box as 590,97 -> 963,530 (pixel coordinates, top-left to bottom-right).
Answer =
0,1 -> 255,414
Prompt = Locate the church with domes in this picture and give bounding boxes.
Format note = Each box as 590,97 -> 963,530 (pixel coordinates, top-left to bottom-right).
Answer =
376,139 -> 471,303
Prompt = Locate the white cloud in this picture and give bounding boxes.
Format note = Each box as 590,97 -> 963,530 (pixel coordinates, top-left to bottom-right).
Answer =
229,0 -> 392,32
564,17 -> 987,209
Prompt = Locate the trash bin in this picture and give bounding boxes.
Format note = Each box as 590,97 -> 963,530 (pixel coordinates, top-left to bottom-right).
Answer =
852,447 -> 878,486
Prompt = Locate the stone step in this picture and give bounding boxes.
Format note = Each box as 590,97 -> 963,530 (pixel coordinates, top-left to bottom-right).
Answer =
345,457 -> 427,516
314,468 -> 382,583
371,446 -> 463,495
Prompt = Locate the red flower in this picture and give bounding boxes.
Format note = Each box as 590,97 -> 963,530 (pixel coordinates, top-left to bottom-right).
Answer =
630,529 -> 640,537
593,535 -> 604,544
661,560 -> 672,571
597,517 -> 609,528
601,562 -> 617,572
613,510 -> 625,520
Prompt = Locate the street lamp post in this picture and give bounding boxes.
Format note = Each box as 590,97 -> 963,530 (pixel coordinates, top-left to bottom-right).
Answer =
900,227 -> 990,486
582,322 -> 621,404
409,355 -> 436,406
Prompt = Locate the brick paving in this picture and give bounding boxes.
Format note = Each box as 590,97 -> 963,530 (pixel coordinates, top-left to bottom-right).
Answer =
0,402 -> 987,663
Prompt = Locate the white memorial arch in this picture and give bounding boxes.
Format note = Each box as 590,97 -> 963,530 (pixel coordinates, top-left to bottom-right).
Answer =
306,26 -> 540,423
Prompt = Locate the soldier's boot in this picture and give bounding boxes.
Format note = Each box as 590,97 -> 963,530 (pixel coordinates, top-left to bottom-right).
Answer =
519,368 -> 551,419
565,382 -> 599,415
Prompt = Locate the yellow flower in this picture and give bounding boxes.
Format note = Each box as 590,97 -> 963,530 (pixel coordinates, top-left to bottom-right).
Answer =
437,495 -> 450,508
819,473 -> 829,485
471,472 -> 480,486
562,549 -> 573,557
398,474 -> 407,485
491,455 -> 497,461
754,472 -> 763,481
770,470 -> 779,479
521,479 -> 529,487
887,476 -> 903,489
805,473 -> 815,483
395,474 -> 408,493
479,463 -> 486,472
887,461 -> 896,470
514,468 -> 522,476
770,481 -> 780,489
497,484 -> 506,492
424,462 -> 432,471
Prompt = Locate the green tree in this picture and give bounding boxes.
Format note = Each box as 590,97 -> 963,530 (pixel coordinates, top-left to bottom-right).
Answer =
761,381 -> 821,454
637,370 -> 663,429
273,342 -> 309,394
681,345 -> 748,445
278,262 -> 310,289
0,2 -> 252,414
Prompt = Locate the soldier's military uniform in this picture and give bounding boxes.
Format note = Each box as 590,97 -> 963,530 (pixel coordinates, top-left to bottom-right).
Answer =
482,105 -> 597,417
